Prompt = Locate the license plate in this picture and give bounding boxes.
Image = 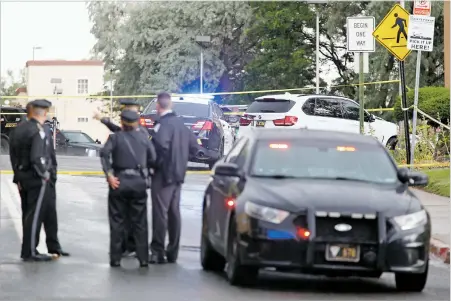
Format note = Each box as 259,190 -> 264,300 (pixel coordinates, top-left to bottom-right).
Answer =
325,244 -> 360,262
255,120 -> 266,127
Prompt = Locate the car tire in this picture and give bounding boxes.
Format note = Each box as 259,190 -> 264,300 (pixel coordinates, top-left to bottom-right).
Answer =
395,260 -> 428,292
386,136 -> 397,150
208,139 -> 224,170
226,215 -> 259,286
200,206 -> 226,272
0,137 -> 10,155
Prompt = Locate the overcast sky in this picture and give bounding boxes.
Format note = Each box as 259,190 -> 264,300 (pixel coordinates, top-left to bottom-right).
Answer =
1,1 -> 95,79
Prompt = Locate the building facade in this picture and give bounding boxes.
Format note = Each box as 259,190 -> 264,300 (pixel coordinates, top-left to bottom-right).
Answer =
24,60 -> 111,143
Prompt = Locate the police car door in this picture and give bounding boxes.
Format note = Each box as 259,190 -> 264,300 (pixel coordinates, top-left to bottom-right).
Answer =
210,137 -> 248,247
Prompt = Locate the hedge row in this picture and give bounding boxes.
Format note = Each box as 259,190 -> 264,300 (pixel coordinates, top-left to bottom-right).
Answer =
393,86 -> 450,126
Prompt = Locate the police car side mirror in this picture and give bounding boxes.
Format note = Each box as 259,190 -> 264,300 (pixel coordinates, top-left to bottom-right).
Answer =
214,162 -> 241,177
397,168 -> 429,187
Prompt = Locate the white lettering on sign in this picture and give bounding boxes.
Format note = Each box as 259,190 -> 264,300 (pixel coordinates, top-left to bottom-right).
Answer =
407,15 -> 435,52
346,17 -> 375,52
413,0 -> 431,16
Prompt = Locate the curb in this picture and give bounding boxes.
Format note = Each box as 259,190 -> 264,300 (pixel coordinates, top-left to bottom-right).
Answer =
430,238 -> 450,264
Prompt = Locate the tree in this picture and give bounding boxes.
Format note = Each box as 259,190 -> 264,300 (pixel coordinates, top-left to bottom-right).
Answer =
0,69 -> 26,105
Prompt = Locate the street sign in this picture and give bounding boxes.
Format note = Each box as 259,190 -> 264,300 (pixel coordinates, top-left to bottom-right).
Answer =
407,15 -> 435,52
346,17 -> 375,52
413,0 -> 431,16
372,4 -> 411,61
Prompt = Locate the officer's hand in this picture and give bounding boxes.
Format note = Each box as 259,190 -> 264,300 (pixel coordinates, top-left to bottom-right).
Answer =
17,182 -> 22,191
107,175 -> 120,190
93,111 -> 102,121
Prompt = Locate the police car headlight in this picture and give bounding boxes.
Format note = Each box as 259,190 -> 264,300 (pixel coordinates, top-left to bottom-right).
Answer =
244,202 -> 289,224
393,210 -> 427,231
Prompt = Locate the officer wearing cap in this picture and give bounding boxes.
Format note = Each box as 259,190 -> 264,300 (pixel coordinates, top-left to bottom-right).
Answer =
100,109 -> 157,268
9,101 -> 69,259
12,99 -> 55,261
93,98 -> 149,256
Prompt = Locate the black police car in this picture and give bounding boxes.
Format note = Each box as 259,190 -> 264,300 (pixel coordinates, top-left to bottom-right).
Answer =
140,95 -> 225,169
55,130 -> 102,156
0,106 -> 26,154
200,128 -> 430,291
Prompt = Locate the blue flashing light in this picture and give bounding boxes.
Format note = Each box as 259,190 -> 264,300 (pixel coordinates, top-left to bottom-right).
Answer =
266,230 -> 295,240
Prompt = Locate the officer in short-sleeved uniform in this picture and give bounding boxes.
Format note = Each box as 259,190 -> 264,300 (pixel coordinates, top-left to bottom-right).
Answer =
94,99 -> 150,256
13,99 -> 54,261
100,110 -> 157,267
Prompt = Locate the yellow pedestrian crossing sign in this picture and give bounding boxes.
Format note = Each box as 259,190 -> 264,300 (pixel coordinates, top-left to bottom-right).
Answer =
372,4 -> 412,61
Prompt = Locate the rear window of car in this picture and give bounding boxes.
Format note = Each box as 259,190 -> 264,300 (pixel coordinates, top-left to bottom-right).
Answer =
250,139 -> 398,185
246,98 -> 296,113
143,101 -> 209,117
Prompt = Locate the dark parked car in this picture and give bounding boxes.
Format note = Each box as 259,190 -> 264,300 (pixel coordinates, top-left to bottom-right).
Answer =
140,95 -> 225,169
0,106 -> 26,154
55,130 -> 102,156
201,128 -> 430,292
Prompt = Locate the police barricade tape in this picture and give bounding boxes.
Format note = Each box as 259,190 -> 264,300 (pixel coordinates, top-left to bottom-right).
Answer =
1,162 -> 448,175
0,80 -> 400,99
0,170 -> 212,175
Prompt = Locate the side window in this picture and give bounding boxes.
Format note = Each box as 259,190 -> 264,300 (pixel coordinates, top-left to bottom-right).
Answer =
233,142 -> 249,168
55,131 -> 65,144
225,138 -> 248,162
215,104 -> 224,119
341,100 -> 360,121
302,98 -> 316,115
315,98 -> 343,118
1,108 -> 22,122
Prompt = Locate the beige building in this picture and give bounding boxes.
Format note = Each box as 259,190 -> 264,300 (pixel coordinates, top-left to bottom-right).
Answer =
23,60 -> 111,143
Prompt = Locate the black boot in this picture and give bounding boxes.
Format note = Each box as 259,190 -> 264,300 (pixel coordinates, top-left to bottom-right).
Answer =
149,254 -> 166,264
49,249 -> 70,257
110,260 -> 121,267
22,254 -> 53,262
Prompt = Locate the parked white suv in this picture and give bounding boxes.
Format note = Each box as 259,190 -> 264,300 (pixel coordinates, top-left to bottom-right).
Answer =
237,93 -> 398,148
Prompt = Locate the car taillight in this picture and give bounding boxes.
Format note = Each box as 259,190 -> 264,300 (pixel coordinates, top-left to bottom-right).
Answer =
273,116 -> 298,126
192,120 -> 213,131
239,117 -> 252,126
139,117 -> 154,128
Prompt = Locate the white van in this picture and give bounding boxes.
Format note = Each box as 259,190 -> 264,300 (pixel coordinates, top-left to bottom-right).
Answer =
237,93 -> 398,148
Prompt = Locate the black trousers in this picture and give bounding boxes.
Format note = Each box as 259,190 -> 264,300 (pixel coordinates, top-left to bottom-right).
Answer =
108,187 -> 148,263
122,220 -> 136,253
150,173 -> 182,261
19,181 -> 61,257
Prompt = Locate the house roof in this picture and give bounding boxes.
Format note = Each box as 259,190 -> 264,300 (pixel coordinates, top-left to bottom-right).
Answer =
15,87 -> 27,95
26,60 -> 104,67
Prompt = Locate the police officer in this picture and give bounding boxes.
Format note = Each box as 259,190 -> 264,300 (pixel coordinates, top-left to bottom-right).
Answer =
100,110 -> 157,268
13,99 -> 54,261
93,99 -> 148,256
149,92 -> 204,264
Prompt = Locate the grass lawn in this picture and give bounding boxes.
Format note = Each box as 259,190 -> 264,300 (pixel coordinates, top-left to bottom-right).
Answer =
422,168 -> 450,198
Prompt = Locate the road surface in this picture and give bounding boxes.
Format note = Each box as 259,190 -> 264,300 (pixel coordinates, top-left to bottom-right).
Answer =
0,173 -> 449,300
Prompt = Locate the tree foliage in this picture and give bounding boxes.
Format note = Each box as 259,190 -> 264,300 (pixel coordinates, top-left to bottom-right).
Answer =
0,69 -> 25,105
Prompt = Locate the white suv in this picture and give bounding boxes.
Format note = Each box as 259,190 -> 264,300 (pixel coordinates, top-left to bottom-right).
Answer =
237,93 -> 398,148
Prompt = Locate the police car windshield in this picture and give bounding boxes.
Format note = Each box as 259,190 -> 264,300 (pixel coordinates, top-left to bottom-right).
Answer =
144,101 -> 209,117
251,140 -> 398,184
63,132 -> 95,144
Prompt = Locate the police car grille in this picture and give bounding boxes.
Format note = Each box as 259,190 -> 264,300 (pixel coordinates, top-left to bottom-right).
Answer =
315,217 -> 378,243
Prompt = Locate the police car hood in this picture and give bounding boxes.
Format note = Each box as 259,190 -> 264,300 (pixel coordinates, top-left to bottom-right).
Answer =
243,178 -> 421,217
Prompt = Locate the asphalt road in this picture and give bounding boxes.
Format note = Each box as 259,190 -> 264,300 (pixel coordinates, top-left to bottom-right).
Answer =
0,173 -> 449,300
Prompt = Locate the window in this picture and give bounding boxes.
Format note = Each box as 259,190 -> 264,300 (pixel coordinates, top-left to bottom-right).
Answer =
62,131 -> 95,143
1,108 -> 25,123
341,100 -> 360,121
302,98 -> 316,115
213,103 -> 224,119
246,98 -> 296,113
225,137 -> 248,163
143,100 -> 209,117
233,142 -> 250,168
77,79 -> 89,94
314,98 -> 343,118
77,117 -> 88,123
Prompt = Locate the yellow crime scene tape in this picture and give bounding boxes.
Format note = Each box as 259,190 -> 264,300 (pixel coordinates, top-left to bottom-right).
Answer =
0,161 -> 448,176
0,79 -> 400,99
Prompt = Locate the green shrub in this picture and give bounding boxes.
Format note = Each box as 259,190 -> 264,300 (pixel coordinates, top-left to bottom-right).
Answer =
393,86 -> 450,125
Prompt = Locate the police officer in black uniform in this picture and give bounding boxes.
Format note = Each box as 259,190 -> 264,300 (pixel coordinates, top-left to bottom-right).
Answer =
100,110 -> 157,268
93,99 -> 149,256
149,92 -> 204,264
12,99 -> 55,261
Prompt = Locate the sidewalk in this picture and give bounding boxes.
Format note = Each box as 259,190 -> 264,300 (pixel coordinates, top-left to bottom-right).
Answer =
413,189 -> 450,263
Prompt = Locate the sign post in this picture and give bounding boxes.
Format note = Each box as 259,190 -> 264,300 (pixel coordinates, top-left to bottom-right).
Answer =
373,4 -> 412,165
408,11 -> 435,168
346,16 -> 375,134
